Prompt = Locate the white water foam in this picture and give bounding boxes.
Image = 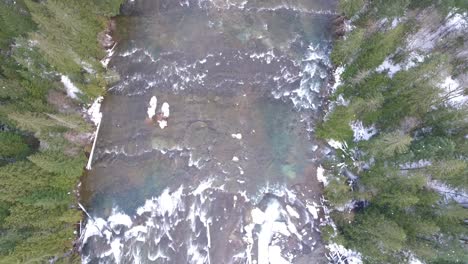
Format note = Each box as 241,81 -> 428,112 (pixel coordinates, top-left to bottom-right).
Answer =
81,182 -> 324,263
273,44 -> 331,110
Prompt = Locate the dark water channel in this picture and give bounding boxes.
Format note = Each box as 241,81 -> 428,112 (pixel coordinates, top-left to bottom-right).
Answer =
80,0 -> 336,263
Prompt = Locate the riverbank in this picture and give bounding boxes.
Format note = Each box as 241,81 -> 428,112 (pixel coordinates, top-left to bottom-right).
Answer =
0,1 -> 123,262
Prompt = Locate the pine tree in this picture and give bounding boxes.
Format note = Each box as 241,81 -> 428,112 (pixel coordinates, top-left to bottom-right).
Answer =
27,150 -> 86,179
0,161 -> 49,203
0,1 -> 36,49
8,112 -> 59,136
0,132 -> 30,159
344,212 -> 407,263
367,131 -> 412,158
428,159 -> 467,188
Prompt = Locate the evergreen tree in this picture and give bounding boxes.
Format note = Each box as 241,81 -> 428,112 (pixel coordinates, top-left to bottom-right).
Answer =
0,0 -> 123,261
367,131 -> 412,158
343,212 -> 407,263
321,1 -> 468,262
0,132 -> 30,159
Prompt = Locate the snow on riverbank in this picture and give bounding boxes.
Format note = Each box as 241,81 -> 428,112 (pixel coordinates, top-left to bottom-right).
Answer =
316,166 -> 328,186
331,66 -> 345,93
101,43 -> 117,68
85,96 -> 103,170
87,96 -> 103,125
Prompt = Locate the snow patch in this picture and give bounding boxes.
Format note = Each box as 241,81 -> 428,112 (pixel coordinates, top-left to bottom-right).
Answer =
350,120 -> 377,142
251,208 -> 266,224
269,245 -> 290,264
327,243 -> 362,264
439,76 -> 467,108
231,133 -> 242,140
307,203 -> 319,219
147,96 -> 157,119
376,52 -> 425,77
158,120 -> 167,129
428,180 -> 468,205
101,43 -> 117,68
161,102 -> 170,118
399,160 -> 431,170
61,75 -> 82,99
445,11 -> 468,30
87,96 -> 103,125
316,166 -> 328,186
328,139 -> 347,151
85,96 -> 103,170
332,66 -> 345,92
158,102 -> 170,129
391,18 -> 401,29
285,205 -> 299,219
409,254 -> 424,264
408,11 -> 468,52
335,200 -> 357,212
257,200 -> 282,264
376,57 -> 402,77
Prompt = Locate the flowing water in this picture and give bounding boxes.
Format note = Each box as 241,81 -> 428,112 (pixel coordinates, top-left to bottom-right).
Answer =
80,0 -> 336,263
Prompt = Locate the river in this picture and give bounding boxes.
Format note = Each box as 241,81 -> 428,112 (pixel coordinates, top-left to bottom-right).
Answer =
80,0 -> 336,263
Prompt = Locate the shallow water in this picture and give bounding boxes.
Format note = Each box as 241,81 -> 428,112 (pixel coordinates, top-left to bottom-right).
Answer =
80,0 -> 336,263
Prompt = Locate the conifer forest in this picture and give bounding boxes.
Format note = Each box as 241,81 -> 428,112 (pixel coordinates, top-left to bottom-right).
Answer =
0,0 -> 466,263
